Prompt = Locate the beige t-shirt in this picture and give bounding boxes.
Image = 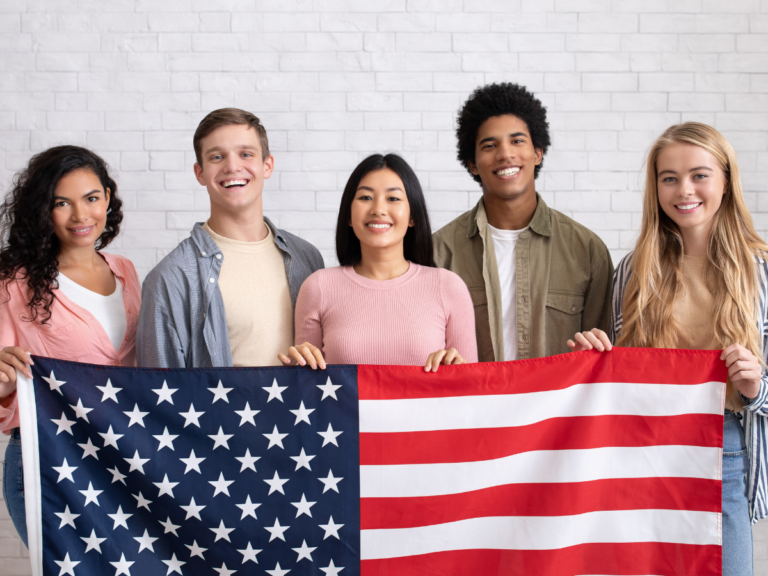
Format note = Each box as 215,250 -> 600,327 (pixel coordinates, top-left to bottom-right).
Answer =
204,222 -> 294,367
674,254 -> 744,411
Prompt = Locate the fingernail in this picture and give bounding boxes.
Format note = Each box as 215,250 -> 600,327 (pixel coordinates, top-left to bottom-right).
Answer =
299,359 -> 306,366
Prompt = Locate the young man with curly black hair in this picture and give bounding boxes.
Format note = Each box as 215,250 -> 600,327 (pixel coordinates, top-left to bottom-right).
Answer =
433,83 -> 613,362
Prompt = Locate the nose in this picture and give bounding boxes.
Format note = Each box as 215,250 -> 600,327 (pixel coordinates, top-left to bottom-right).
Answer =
223,153 -> 241,173
370,196 -> 387,216
496,140 -> 514,160
71,201 -> 89,222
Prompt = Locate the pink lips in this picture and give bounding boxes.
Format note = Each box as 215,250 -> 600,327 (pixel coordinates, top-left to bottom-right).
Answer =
68,225 -> 95,237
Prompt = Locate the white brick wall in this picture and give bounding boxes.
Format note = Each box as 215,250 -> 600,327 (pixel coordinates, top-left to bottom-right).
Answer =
1,1 -> 768,573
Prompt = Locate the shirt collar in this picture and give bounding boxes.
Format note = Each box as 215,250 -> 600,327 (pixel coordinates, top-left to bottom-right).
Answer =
189,216 -> 286,257
468,192 -> 552,238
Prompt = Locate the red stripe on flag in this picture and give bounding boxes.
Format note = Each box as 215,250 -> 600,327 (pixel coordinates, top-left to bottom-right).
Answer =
360,477 -> 721,529
358,347 -> 726,400
359,414 -> 723,465
360,542 -> 721,576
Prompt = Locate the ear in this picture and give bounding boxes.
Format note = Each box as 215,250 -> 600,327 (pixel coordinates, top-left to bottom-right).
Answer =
534,148 -> 543,165
193,162 -> 205,186
262,154 -> 275,179
468,160 -> 479,176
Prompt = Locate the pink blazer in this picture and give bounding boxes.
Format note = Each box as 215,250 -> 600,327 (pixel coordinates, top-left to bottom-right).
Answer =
0,253 -> 141,433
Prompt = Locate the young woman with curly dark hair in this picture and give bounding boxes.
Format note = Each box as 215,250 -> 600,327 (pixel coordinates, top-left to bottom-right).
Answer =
0,145 -> 141,546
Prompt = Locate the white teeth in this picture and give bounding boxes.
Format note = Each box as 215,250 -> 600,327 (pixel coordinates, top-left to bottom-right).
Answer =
496,167 -> 520,177
367,223 -> 391,229
223,180 -> 247,188
676,203 -> 701,210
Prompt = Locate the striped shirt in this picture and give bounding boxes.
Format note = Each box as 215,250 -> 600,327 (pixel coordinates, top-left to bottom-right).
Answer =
611,253 -> 768,523
136,218 -> 324,369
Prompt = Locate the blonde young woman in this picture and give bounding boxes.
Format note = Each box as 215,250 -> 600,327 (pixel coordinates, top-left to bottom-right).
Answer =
568,122 -> 768,575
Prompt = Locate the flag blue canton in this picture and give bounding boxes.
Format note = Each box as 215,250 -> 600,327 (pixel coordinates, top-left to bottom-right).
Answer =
32,357 -> 360,576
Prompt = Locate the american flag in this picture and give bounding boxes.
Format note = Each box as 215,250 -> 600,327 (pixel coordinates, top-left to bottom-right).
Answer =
18,348 -> 724,576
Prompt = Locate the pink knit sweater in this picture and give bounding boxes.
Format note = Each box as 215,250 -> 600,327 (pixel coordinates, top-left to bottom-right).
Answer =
295,263 -> 478,366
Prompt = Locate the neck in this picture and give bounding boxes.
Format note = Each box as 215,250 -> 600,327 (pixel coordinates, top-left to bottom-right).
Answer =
353,244 -> 410,281
483,189 -> 537,230
680,227 -> 710,257
207,203 -> 268,242
57,244 -> 101,272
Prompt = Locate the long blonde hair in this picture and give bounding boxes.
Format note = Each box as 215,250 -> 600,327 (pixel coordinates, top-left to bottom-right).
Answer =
618,122 -> 768,360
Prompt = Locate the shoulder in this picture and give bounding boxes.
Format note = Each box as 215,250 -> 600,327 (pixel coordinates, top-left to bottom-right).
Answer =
549,208 -> 609,250
273,225 -> 324,267
433,210 -> 473,245
300,266 -> 344,291
142,237 -> 199,294
419,266 -> 470,295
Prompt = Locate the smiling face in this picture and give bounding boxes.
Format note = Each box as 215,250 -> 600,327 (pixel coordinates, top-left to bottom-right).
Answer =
50,168 -> 110,253
469,114 -> 543,202
349,168 -> 414,256
193,123 -> 274,218
656,141 -> 727,241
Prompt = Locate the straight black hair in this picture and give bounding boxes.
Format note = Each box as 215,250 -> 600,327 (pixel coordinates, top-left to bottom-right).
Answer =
335,154 -> 434,268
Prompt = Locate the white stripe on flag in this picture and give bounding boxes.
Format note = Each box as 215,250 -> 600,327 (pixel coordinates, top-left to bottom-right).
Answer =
360,445 -> 721,498
359,381 -> 723,432
360,509 -> 721,560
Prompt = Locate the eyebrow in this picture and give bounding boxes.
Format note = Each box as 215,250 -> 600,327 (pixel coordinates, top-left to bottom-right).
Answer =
53,190 -> 102,201
204,144 -> 259,155
478,132 -> 528,145
356,185 -> 404,193
658,166 -> 714,177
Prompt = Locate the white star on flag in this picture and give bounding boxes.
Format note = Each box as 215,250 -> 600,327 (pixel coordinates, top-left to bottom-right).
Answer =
96,378 -> 121,403
77,437 -> 100,460
263,378 -> 287,402
290,401 -> 315,425
263,424 -> 288,449
180,449 -> 205,474
159,516 -> 181,537
237,541 -> 262,564
153,427 -> 178,451
185,540 -> 207,559
162,553 -> 186,575
264,471 -> 289,495
98,425 -> 123,449
107,465 -> 127,486
208,426 -> 234,450
124,450 -> 149,474
43,370 -> 66,394
319,516 -> 344,540
180,496 -> 206,520
293,539 -> 317,562
108,506 -> 133,530
55,505 -> 80,529
132,491 -> 152,511
235,448 -> 260,472
236,495 -> 261,520
290,448 -> 316,471
153,474 -> 179,498
79,481 -> 103,506
69,398 -> 93,422
209,472 -> 235,497
134,528 -> 158,553
179,403 -> 205,428
54,552 -> 79,576
291,493 -> 316,518
213,563 -> 237,576
151,380 -> 178,405
235,401 -> 260,426
123,403 -> 149,427
210,520 -> 235,542
317,376 -> 341,400
264,518 -> 290,542
110,553 -> 134,576
53,458 -> 77,483
81,529 -> 106,553
317,423 -> 342,447
266,562 -> 290,576
318,469 -> 343,493
321,559 -> 344,575
51,411 -> 76,435
208,379 -> 233,403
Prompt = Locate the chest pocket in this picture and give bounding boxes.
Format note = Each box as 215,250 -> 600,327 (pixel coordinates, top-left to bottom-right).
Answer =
37,323 -> 93,362
545,292 -> 585,353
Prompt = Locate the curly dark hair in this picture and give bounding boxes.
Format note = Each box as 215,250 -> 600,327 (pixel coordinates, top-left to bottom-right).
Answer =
456,82 -> 551,184
0,145 -> 123,324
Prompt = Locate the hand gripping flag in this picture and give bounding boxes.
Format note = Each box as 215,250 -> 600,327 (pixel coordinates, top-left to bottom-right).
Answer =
16,348 -> 725,576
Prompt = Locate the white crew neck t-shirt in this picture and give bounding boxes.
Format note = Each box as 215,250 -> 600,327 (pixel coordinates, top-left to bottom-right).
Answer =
488,223 -> 528,362
56,272 -> 127,352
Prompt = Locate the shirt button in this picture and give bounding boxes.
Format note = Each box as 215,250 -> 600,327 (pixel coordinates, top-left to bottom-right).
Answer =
522,334 -> 527,341
520,259 -> 526,266
209,277 -> 215,283
571,305 -> 576,312
203,312 -> 206,319
201,251 -> 206,256
216,254 -> 222,260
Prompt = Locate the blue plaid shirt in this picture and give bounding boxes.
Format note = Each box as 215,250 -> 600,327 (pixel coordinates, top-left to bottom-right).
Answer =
136,218 -> 324,368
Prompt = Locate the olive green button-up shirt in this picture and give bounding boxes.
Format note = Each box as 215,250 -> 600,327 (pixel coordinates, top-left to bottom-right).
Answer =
433,194 -> 613,362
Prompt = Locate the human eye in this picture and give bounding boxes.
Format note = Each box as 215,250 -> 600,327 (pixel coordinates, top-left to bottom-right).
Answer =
210,154 -> 222,162
86,195 -> 99,202
388,196 -> 401,202
54,200 -> 68,208
660,176 -> 676,183
693,172 -> 709,180
356,194 -> 372,201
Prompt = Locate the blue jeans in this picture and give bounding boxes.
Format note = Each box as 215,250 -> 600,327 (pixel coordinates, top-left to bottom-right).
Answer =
2,428 -> 27,547
722,410 -> 752,575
